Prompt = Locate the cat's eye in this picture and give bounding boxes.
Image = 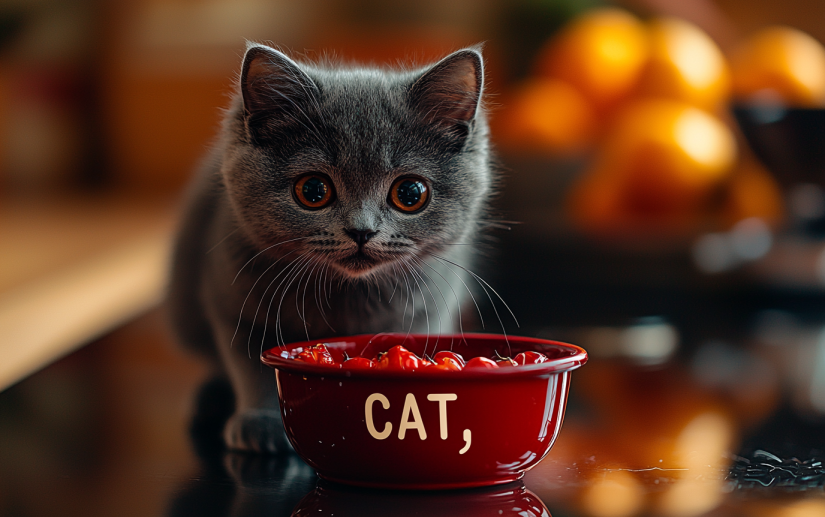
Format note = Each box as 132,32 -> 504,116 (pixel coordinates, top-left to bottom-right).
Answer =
388,176 -> 429,213
294,174 -> 335,209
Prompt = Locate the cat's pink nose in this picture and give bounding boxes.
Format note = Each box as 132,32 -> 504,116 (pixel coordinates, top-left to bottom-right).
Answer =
344,229 -> 377,246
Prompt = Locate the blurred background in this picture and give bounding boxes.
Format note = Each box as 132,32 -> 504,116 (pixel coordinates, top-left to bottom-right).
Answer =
2,0 -> 825,516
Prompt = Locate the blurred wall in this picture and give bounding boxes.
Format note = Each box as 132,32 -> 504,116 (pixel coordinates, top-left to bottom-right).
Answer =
0,0 -> 822,194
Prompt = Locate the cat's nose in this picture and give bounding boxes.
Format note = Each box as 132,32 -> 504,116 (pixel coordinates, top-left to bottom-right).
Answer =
344,228 -> 377,246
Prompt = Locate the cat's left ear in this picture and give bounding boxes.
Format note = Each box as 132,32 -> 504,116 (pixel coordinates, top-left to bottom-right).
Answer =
408,48 -> 484,138
240,44 -> 319,141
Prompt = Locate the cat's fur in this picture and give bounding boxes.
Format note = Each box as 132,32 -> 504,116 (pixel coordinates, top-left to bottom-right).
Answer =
168,43 -> 494,453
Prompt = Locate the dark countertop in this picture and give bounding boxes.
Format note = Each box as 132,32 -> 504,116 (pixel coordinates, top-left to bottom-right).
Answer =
2,292 -> 823,516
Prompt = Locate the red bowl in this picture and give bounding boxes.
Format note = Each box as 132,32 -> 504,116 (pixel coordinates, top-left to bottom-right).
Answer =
291,480 -> 550,516
261,333 -> 587,490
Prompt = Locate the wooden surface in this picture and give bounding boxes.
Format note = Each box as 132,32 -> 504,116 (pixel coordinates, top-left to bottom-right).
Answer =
0,193 -> 179,391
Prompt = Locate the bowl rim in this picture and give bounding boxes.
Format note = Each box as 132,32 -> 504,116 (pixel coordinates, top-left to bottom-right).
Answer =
260,333 -> 588,379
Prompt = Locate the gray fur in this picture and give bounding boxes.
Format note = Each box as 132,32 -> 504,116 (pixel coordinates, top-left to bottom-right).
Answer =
168,44 -> 494,453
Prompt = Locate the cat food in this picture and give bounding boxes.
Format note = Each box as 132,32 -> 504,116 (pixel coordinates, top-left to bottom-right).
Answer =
292,343 -> 548,371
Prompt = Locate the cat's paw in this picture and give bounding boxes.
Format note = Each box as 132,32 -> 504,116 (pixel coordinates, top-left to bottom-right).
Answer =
223,409 -> 292,454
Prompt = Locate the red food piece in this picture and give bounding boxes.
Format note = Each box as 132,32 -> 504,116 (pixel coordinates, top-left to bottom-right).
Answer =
514,351 -> 548,365
294,344 -> 336,366
433,357 -> 463,371
342,357 -> 374,369
433,351 -> 466,366
375,345 -> 423,371
464,357 -> 500,369
495,357 -> 517,367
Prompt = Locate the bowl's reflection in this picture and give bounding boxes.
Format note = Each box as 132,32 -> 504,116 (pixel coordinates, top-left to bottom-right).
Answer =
291,480 -> 550,517
167,449 -> 550,517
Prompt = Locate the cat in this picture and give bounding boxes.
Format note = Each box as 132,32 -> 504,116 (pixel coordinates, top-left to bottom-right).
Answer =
167,43 -> 495,453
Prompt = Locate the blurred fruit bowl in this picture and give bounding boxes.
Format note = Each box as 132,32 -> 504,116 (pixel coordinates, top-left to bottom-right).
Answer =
494,9 -> 825,245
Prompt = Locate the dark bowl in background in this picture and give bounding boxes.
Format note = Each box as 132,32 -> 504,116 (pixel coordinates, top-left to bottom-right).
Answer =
733,105 -> 825,187
733,105 -> 825,236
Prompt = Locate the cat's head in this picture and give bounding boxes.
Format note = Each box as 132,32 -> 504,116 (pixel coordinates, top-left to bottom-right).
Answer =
221,44 -> 492,280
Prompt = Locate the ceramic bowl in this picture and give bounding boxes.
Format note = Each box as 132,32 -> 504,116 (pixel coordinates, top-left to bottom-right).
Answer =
261,333 -> 587,490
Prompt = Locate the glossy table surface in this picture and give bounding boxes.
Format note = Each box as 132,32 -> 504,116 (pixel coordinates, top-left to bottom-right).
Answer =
2,229 -> 825,516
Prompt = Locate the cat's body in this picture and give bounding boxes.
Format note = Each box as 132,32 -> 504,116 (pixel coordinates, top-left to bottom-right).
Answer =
168,44 -> 494,453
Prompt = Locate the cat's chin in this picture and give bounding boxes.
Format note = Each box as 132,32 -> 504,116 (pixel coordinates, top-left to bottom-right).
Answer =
333,253 -> 387,278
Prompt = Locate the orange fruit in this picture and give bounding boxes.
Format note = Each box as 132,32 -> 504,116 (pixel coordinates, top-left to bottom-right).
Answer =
566,165 -> 625,232
499,78 -> 596,154
599,99 -> 737,212
566,161 -> 704,237
721,158 -> 784,228
535,8 -> 649,110
730,26 -> 825,106
637,18 -> 730,110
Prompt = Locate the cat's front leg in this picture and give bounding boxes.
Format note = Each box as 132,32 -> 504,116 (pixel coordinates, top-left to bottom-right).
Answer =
212,322 -> 292,454
224,408 -> 288,454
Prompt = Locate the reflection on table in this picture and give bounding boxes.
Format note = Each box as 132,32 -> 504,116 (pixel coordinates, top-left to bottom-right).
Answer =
2,308 -> 824,516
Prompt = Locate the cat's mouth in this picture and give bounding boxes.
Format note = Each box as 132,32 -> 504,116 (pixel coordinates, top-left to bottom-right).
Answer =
335,250 -> 383,276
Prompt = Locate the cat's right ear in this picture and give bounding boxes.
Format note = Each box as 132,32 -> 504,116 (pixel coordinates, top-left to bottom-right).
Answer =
408,48 -> 484,142
240,45 -> 319,141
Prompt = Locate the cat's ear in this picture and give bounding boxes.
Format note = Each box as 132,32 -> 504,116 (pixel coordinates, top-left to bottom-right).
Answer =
408,48 -> 484,138
240,45 -> 318,139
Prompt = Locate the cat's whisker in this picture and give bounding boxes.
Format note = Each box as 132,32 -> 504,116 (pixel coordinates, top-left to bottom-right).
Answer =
412,256 -> 458,349
429,253 -> 514,351
431,252 -> 519,328
268,254 -> 306,349
313,258 -> 336,333
269,254 -> 314,350
206,226 -> 241,255
387,258 -> 403,305
389,263 -> 404,327
302,254 -> 326,328
246,251 -> 307,356
418,249 -> 484,332
323,259 -> 333,309
398,262 -> 415,341
233,261 -> 277,355
255,251 -> 311,352
411,243 -> 518,330
315,262 -> 337,333
295,255 -> 320,341
255,252 -> 310,352
231,248 -> 299,355
406,258 -> 444,351
277,252 -> 321,347
483,222 -> 514,231
231,236 -> 312,285
292,254 -> 316,321
301,256 -> 322,334
301,257 -> 318,326
401,257 -> 430,355
414,256 -> 467,342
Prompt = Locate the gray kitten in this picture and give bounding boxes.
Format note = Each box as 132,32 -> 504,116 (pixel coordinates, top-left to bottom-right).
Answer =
168,43 -> 494,453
